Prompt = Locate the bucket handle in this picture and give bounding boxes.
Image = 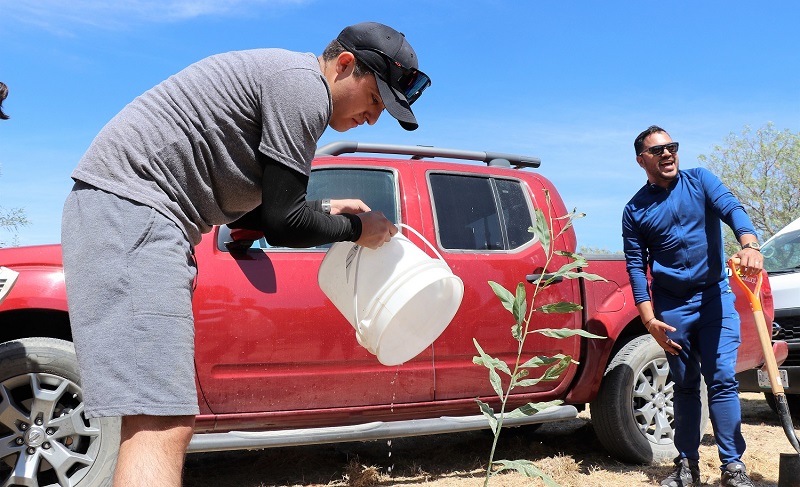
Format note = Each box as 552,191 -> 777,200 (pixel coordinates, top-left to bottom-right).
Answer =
396,223 -> 450,265
351,223 -> 449,350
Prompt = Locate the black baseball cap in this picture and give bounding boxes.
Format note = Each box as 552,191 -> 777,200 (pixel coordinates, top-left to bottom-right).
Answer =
336,22 -> 431,131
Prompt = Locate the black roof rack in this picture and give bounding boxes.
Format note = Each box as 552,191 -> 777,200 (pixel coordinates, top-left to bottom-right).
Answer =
315,141 -> 541,169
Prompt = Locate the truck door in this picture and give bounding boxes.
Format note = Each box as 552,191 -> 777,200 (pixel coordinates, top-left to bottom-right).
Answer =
193,165 -> 435,414
419,168 -> 583,401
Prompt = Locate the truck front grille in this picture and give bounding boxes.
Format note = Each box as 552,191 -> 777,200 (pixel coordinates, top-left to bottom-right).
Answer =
774,315 -> 800,367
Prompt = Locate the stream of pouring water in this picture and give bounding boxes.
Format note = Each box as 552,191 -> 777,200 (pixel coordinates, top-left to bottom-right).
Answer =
387,367 -> 400,473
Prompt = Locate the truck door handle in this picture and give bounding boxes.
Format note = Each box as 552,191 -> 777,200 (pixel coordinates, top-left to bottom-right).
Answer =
526,273 -> 564,285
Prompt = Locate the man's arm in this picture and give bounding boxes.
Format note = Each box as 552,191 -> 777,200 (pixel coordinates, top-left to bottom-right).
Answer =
228,158 -> 360,248
623,206 -> 680,355
698,168 -> 763,275
228,156 -> 396,250
622,206 -> 651,304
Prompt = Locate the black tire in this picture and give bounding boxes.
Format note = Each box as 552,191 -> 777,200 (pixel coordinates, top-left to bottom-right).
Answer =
0,337 -> 120,487
590,335 -> 709,465
763,392 -> 800,423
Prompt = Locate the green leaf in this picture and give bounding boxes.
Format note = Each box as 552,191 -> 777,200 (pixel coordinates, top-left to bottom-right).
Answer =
488,281 -> 515,313
514,377 -> 542,387
552,260 -> 584,276
476,399 -> 498,435
533,208 -> 550,256
519,355 -> 561,369
541,355 -> 574,381
554,249 -> 588,265
554,209 -> 585,240
472,338 -> 489,364
535,302 -> 583,314
515,356 -> 572,387
473,340 -> 510,398
505,400 -> 564,418
555,219 -> 573,239
533,328 -> 607,339
472,339 -> 512,376
511,368 -> 538,388
517,356 -> 574,385
489,367 -> 504,399
511,323 -> 523,340
492,459 -> 561,486
512,282 -> 526,325
560,270 -> 608,282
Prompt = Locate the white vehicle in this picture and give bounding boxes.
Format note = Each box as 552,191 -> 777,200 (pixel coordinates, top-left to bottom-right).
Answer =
760,216 -> 800,415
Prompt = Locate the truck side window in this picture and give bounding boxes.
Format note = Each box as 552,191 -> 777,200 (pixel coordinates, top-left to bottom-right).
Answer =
429,173 -> 534,251
307,168 -> 399,224
218,167 -> 399,251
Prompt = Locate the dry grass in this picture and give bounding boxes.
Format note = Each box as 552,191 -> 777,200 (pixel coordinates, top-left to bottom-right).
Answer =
343,459 -> 381,487
183,393 -> 792,486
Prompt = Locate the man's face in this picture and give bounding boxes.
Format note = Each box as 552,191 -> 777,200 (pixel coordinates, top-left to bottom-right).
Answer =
637,131 -> 679,188
328,55 -> 385,132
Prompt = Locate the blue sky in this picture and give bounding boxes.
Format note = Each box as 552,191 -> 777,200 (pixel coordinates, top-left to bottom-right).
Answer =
1,1 -> 798,251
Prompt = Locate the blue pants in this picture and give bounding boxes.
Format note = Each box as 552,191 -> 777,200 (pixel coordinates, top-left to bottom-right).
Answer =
655,284 -> 745,467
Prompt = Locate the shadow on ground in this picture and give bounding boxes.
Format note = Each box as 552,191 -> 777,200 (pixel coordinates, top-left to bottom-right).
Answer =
183,394 -> 782,487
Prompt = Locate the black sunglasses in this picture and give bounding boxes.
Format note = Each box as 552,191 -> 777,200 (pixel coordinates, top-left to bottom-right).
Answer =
639,142 -> 679,157
355,46 -> 431,105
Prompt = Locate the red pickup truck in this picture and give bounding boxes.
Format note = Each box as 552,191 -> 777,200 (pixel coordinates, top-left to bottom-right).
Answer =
0,142 -> 786,487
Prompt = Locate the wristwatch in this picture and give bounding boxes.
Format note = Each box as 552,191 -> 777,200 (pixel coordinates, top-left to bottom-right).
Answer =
741,241 -> 761,251
321,199 -> 332,215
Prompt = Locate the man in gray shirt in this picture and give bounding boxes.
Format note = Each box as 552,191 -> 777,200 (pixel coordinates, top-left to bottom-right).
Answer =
61,22 -> 431,487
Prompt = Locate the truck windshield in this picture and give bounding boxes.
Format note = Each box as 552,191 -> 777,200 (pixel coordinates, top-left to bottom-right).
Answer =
762,229 -> 800,273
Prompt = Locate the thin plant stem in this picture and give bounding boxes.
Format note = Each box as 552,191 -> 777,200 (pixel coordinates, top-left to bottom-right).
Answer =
482,203 -> 557,486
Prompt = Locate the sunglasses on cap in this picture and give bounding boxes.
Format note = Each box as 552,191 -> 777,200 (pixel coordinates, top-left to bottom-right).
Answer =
355,46 -> 431,105
639,142 -> 679,157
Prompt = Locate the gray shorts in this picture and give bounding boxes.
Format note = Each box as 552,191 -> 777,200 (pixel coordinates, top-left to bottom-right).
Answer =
61,182 -> 199,418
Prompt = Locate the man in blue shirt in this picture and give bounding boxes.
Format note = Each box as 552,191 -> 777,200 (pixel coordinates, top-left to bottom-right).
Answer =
623,125 -> 763,487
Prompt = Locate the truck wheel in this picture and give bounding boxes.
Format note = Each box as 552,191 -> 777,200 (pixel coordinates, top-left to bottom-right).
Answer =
763,392 -> 800,423
590,335 -> 709,465
0,337 -> 120,487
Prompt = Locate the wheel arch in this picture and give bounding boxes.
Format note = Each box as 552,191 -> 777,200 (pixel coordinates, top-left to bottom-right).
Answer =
564,313 -> 647,404
0,308 -> 72,345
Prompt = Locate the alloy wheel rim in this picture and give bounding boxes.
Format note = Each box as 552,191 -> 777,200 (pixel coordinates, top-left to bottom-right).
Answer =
0,372 -> 102,486
631,357 -> 675,445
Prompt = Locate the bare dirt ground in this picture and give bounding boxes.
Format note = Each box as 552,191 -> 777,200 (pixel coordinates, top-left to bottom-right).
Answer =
183,392 -> 794,487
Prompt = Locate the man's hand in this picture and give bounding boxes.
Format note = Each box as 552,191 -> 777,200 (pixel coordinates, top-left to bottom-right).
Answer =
733,247 -> 763,277
329,199 -> 396,249
330,199 -> 371,215
645,318 -> 682,356
355,211 -> 397,249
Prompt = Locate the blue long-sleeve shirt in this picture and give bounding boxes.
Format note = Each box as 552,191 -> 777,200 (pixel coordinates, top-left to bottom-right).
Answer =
623,167 -> 756,304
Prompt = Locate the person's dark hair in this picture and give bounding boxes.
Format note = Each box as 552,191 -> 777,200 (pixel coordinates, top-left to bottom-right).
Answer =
634,125 -> 668,156
321,40 -> 373,78
0,82 -> 9,120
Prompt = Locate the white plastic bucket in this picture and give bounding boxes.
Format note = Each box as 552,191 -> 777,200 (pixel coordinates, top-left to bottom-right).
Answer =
318,224 -> 464,366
